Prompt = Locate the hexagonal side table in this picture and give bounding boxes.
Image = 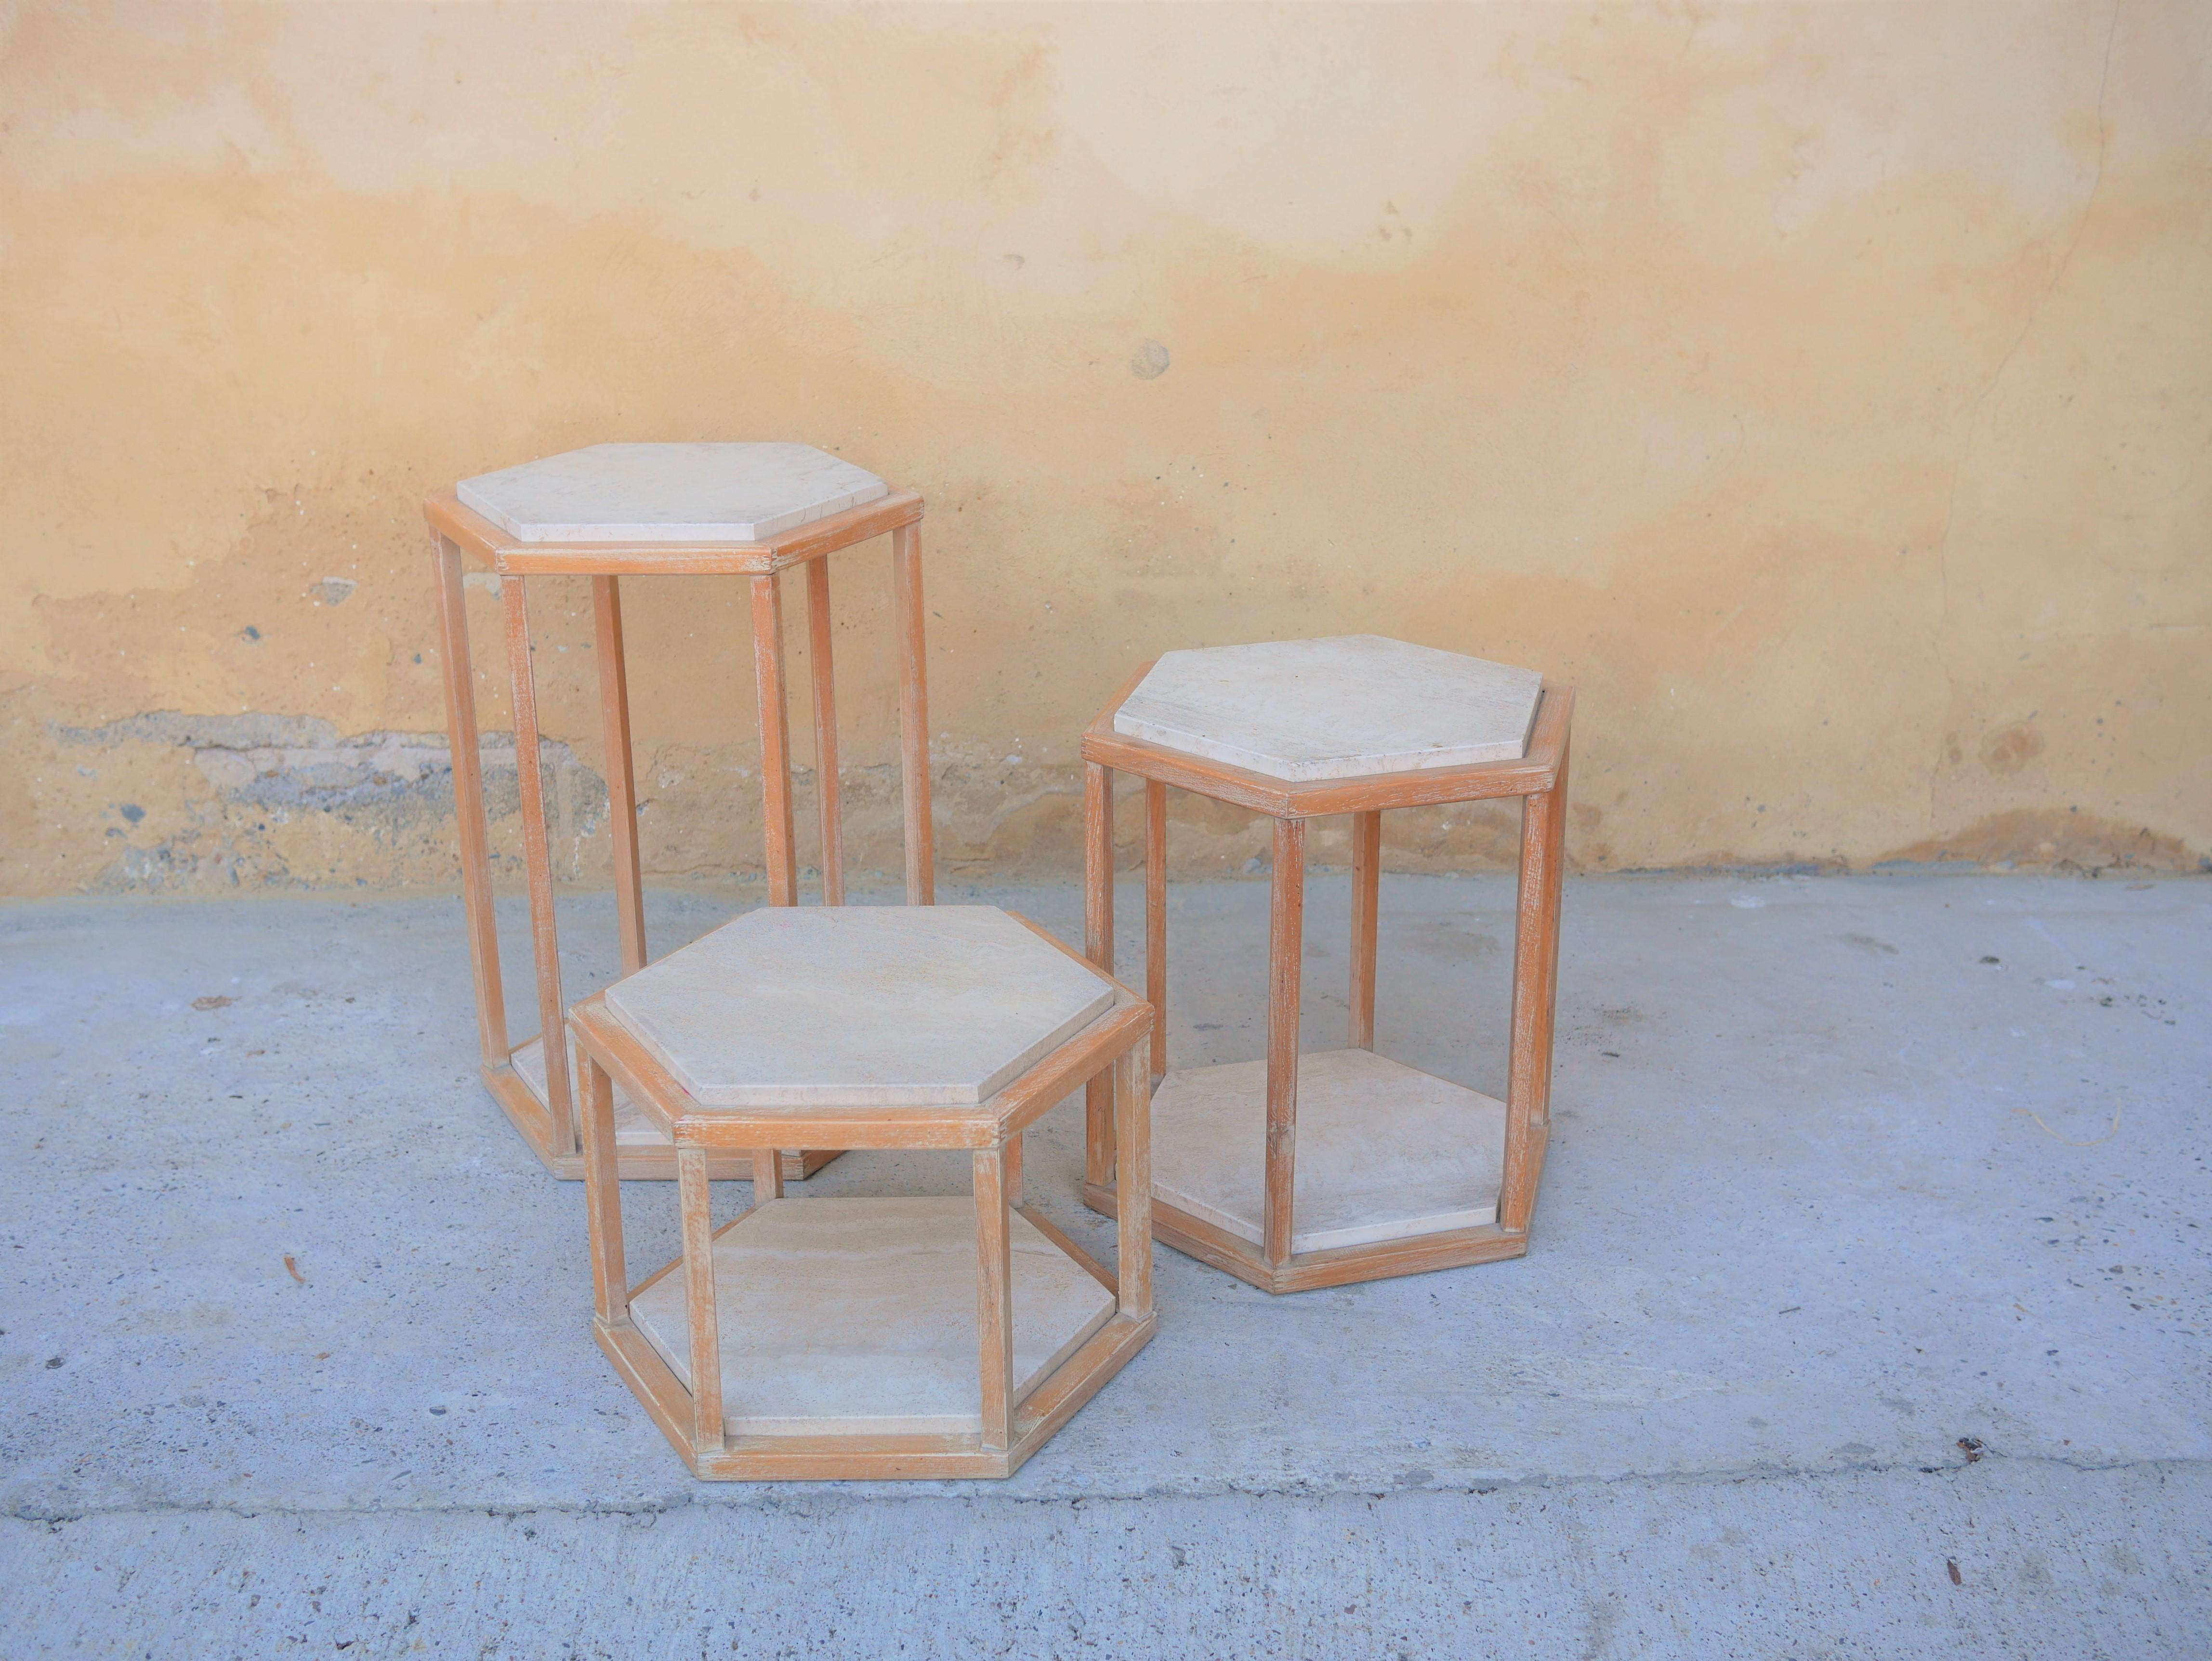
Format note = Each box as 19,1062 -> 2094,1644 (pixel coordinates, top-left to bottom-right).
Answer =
565,905 -> 1157,1480
1078,635 -> 1574,1294
424,444 -> 937,1185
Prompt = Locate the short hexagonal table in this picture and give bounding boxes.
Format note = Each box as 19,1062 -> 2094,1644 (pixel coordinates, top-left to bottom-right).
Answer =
425,443 -> 936,1187
566,905 -> 1157,1480
1079,635 -> 1574,1295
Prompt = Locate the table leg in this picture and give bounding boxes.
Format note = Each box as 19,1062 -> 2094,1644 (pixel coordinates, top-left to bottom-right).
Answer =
1083,762 -> 1116,1188
973,1145 -> 1014,1453
1114,1044 -> 1154,1319
892,522 -> 935,904
751,1144 -> 784,1201
750,572 -> 819,1174
593,576 -> 646,975
678,1148 -> 725,1455
500,575 -> 573,1155
1349,809 -> 1382,1049
1263,817 -> 1306,1268
1145,780 -> 1168,1083
431,534 -> 509,1068
805,559 -> 844,906
750,574 -> 799,908
579,1052 -> 626,1324
1500,739 -> 1569,1234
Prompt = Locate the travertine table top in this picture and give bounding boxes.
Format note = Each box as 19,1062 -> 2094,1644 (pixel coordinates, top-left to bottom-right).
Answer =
1113,634 -> 1542,781
456,442 -> 887,542
604,906 -> 1114,1109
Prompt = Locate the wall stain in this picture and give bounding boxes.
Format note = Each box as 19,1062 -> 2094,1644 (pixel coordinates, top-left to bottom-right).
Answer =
2,6 -> 2207,894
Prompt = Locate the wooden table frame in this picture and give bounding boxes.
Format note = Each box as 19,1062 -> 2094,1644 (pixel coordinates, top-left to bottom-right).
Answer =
566,919 -> 1156,1481
425,488 -> 935,1184
1078,662 -> 1574,1294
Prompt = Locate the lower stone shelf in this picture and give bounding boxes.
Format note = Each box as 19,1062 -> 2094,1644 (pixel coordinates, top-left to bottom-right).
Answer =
511,1033 -> 662,1147
626,1196 -> 1117,1438
1151,1047 -> 1508,1255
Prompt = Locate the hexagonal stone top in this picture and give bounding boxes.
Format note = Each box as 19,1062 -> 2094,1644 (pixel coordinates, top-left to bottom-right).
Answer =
457,442 -> 887,543
603,907 -> 1114,1108
1113,634 -> 1543,781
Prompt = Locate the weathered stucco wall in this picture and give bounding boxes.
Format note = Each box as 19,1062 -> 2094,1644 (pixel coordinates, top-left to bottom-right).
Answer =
4,3 -> 2208,896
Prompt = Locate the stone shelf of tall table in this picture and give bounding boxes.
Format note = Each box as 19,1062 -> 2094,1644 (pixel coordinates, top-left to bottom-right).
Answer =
424,442 -> 937,1185
1077,634 -> 1574,1295
566,904 -> 1158,1480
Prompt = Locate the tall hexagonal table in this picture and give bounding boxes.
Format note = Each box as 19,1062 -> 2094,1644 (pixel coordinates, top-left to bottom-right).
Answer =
566,906 -> 1157,1480
424,443 -> 936,1186
1078,635 -> 1574,1294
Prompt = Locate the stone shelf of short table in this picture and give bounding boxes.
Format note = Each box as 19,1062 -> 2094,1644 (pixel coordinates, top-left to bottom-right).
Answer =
1078,634 -> 1573,1295
425,442 -> 938,1187
566,904 -> 1156,1480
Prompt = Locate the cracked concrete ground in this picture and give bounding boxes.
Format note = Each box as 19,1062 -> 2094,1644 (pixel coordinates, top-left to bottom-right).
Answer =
0,872 -> 2206,1657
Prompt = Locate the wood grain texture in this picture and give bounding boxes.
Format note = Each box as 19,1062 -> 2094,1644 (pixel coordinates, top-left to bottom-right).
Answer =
1499,734 -> 1570,1234
593,576 -> 647,975
765,492 -> 923,574
1083,760 -> 1116,1187
499,574 -> 573,1155
488,1054 -> 829,1180
1114,1046 -> 1154,1319
750,572 -> 799,908
805,557 -> 844,906
596,1311 -> 1153,1481
1017,1203 -> 1115,1296
985,997 -> 1151,1142
1263,816 -> 1306,1267
481,1063 -> 554,1153
676,1147 -> 724,1453
973,1146 -> 1015,1452
594,1318 -> 700,1467
1145,779 -> 1168,1081
429,532 -> 509,1066
891,521 -> 935,905
752,1146 -> 785,1200
579,1052 -> 627,1324
1349,808 -> 1382,1049
1085,1185 -> 1527,1295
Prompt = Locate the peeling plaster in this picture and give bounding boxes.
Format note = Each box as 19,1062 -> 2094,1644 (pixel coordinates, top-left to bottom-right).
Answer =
2,5 -> 2207,895
46,713 -> 606,893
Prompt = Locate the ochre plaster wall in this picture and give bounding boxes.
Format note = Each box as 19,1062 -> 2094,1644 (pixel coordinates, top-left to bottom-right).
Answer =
4,3 -> 2208,896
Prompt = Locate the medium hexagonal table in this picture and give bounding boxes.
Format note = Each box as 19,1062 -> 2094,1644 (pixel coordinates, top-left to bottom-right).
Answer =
424,443 -> 937,1187
566,905 -> 1158,1480
1078,635 -> 1574,1294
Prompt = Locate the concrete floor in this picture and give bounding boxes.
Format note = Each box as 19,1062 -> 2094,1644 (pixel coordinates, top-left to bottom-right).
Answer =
0,871 -> 2206,1657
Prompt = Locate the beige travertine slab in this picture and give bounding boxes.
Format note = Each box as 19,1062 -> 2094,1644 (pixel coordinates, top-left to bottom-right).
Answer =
511,1034 -> 664,1147
628,1197 -> 1116,1437
603,907 -> 1114,1109
1151,1047 -> 1507,1253
456,442 -> 887,542
1113,634 -> 1541,781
